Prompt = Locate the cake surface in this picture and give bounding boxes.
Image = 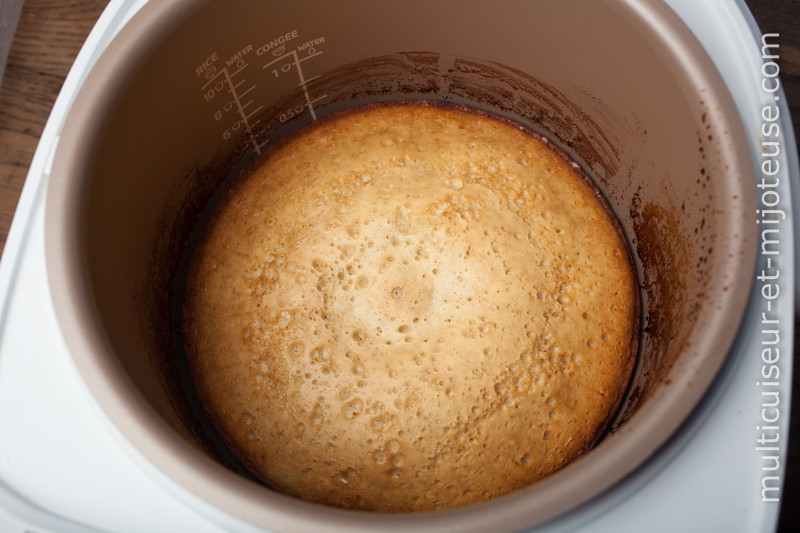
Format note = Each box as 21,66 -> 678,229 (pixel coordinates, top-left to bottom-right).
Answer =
183,101 -> 638,512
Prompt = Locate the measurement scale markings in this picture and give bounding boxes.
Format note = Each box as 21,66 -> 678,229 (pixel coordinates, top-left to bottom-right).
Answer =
262,52 -> 293,70
224,72 -> 249,126
201,70 -> 224,91
201,63 -> 249,91
302,76 -> 327,104
221,67 -> 263,154
297,51 -> 323,63
244,107 -> 263,122
293,51 -> 321,120
263,49 -> 325,120
227,64 -> 248,79
198,59 -> 266,154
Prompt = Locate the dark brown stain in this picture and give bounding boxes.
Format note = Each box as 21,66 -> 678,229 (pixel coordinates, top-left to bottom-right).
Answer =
615,189 -> 693,423
235,52 -> 628,187
138,144 -> 260,476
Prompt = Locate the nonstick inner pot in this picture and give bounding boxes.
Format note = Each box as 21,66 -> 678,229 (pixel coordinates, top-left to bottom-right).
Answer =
46,0 -> 757,531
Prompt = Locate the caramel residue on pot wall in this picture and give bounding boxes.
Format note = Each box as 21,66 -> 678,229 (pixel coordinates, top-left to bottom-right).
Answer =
276,52 -> 630,188
617,190 -> 690,420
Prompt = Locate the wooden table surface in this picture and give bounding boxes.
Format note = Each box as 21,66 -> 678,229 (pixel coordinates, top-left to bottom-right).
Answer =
1,0 -> 799,530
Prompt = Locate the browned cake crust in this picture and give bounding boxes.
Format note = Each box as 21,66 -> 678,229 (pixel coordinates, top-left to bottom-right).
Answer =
183,101 -> 638,512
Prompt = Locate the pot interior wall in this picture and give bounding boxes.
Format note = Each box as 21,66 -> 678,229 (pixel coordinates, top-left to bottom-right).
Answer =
70,0 -> 754,522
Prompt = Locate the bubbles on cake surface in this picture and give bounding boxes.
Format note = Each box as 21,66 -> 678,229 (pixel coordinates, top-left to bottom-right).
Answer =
341,398 -> 363,419
310,345 -> 332,361
288,342 -> 305,357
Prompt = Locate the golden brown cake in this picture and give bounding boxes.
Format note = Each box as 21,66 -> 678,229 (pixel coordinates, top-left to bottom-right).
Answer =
183,101 -> 638,512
